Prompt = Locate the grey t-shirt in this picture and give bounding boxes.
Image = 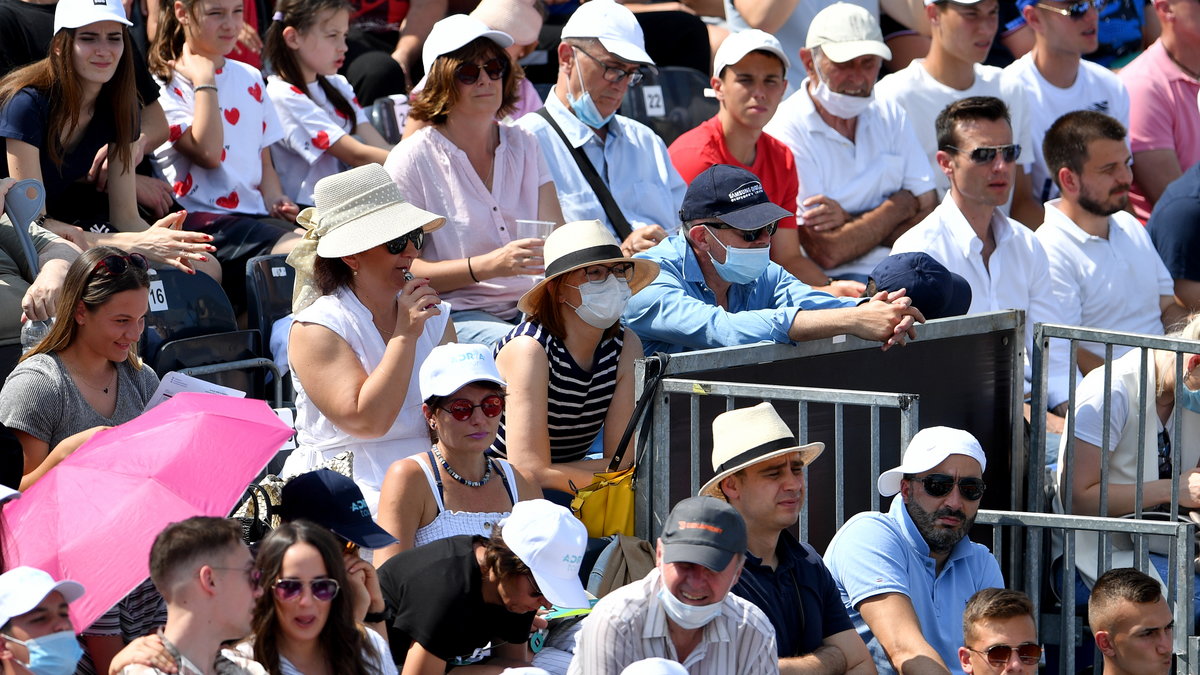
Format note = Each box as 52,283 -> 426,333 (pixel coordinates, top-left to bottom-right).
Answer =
0,352 -> 158,448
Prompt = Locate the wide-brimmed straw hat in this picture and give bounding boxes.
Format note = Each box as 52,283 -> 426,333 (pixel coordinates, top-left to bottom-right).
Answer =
306,164 -> 444,258
699,402 -> 824,498
516,220 -> 659,314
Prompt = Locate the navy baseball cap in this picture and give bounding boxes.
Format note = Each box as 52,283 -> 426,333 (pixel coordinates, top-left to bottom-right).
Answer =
276,469 -> 399,549
869,252 -> 972,320
659,496 -> 748,572
679,165 -> 792,231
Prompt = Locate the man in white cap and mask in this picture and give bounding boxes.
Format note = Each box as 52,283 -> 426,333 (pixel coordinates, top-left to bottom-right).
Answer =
0,566 -> 86,675
569,496 -> 777,674
824,426 -> 1004,675
703,403 -> 875,673
765,2 -> 936,285
517,0 -> 686,258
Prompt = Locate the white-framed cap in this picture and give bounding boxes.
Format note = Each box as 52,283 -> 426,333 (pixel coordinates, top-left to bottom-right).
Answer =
498,500 -> 589,609
805,3 -> 892,63
421,14 -> 515,75
877,426 -> 987,497
561,0 -> 654,66
54,0 -> 133,34
713,29 -> 789,78
419,343 -> 507,399
0,567 -> 85,626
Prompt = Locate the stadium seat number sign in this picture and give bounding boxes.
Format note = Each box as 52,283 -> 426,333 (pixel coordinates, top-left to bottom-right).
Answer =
148,280 -> 169,312
642,86 -> 665,117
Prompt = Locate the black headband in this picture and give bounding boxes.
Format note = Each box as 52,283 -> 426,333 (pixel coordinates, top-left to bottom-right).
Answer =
545,244 -> 625,279
716,437 -> 800,474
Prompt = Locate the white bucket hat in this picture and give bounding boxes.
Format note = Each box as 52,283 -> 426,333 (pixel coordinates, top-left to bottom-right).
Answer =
471,0 -> 542,46
877,426 -> 987,497
498,500 -> 589,609
422,14 -> 515,75
419,343 -> 507,399
54,0 -> 132,33
0,567 -> 85,626
561,0 -> 654,66
805,2 -> 892,63
516,220 -> 659,314
700,402 -> 824,498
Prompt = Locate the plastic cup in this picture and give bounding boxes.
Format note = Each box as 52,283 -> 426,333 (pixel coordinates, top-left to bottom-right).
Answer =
514,220 -> 556,278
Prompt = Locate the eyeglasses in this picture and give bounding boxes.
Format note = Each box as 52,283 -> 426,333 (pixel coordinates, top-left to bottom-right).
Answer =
454,57 -> 508,85
440,394 -> 505,421
385,229 -> 425,254
907,473 -> 987,501
574,47 -> 644,87
701,221 -> 778,242
943,144 -> 1022,165
1035,0 -> 1099,19
211,565 -> 262,588
579,262 -> 635,285
967,643 -> 1042,666
93,252 -> 149,276
272,578 -> 340,602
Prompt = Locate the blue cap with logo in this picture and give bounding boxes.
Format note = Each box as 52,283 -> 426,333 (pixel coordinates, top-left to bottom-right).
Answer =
869,252 -> 972,321
277,469 -> 398,549
679,164 -> 792,231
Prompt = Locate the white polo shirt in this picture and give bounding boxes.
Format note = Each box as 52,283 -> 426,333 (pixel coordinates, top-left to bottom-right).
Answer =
891,195 -> 1072,408
1001,54 -> 1131,203
874,60 -> 1034,200
765,79 -> 935,278
1035,200 -> 1172,363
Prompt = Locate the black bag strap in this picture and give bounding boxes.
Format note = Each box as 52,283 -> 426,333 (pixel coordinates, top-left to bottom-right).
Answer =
535,106 -> 634,242
607,352 -> 670,472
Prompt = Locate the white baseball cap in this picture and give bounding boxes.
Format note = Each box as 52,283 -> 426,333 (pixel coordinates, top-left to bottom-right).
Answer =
419,343 -> 507,400
805,3 -> 892,63
923,0 -> 986,6
877,426 -> 987,497
561,0 -> 654,66
421,14 -> 515,75
713,29 -> 790,78
498,500 -> 589,609
0,567 -> 85,626
54,0 -> 133,34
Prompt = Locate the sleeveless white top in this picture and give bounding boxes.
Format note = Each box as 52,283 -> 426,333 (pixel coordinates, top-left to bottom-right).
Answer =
410,450 -> 519,548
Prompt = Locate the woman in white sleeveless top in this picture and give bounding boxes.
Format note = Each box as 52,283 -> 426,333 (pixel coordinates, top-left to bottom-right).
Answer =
374,343 -> 540,566
285,164 -> 454,517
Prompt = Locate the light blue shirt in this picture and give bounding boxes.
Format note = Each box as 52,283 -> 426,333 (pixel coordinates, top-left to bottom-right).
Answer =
515,88 -> 686,240
824,497 -> 1005,675
622,234 -> 856,356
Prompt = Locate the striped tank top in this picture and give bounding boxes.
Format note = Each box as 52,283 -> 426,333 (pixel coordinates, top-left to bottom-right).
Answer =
491,320 -> 623,463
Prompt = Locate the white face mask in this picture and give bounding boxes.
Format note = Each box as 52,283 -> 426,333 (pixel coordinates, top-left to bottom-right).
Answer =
809,68 -> 873,119
567,275 -> 632,328
657,584 -> 724,629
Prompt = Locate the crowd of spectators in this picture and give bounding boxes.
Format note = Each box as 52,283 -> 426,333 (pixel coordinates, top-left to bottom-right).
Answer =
0,0 -> 1199,671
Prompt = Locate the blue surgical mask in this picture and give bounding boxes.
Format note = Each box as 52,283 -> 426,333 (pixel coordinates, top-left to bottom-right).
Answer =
705,227 -> 771,284
4,630 -> 84,675
566,49 -> 616,129
1179,377 -> 1200,415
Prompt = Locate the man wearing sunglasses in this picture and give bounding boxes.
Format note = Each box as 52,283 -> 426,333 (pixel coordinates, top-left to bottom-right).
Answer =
1001,0 -> 1131,204
1088,568 -> 1174,675
825,426 -> 1003,675
957,588 -> 1041,674
1117,0 -> 1200,223
624,163 -> 925,357
891,96 -> 1073,429
517,0 -> 686,258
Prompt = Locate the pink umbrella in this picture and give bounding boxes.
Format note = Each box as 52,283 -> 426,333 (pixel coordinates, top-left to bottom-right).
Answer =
5,392 -> 293,629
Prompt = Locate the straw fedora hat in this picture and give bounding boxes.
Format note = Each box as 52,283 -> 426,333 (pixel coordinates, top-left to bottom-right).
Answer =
699,402 -> 824,499
516,220 -> 659,314
307,164 -> 446,259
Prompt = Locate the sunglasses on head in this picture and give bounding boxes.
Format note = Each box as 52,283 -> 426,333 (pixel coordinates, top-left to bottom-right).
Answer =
943,144 -> 1022,165
93,252 -> 149,276
702,221 -> 779,242
385,229 -> 425,254
1036,0 -> 1099,18
454,57 -> 508,85
908,473 -> 986,501
273,578 -> 340,602
440,394 -> 505,421
967,643 -> 1042,667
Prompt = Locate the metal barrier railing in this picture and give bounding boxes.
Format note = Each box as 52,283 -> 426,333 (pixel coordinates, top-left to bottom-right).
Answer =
634,378 -> 918,541
977,509 -> 1196,674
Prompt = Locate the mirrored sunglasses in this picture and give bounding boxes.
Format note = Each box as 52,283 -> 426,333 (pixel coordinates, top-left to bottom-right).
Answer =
385,229 -> 425,254
273,578 -> 340,602
455,58 -> 508,85
911,473 -> 986,501
440,394 -> 505,421
1036,0 -> 1099,18
944,144 -> 1022,165
968,643 -> 1042,666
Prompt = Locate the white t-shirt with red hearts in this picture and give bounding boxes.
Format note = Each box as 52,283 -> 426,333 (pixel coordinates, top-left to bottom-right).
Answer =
266,74 -> 368,206
152,59 -> 285,216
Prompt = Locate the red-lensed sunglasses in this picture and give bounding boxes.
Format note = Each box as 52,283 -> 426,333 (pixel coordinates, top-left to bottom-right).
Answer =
439,394 -> 505,421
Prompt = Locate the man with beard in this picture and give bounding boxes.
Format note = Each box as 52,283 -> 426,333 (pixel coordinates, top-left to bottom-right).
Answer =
825,426 -> 1003,675
1035,111 -> 1185,380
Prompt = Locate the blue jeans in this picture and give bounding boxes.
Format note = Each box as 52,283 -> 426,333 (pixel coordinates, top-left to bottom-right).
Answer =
450,310 -> 520,347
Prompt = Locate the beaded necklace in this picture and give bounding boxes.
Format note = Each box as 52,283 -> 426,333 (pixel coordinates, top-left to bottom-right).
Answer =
432,445 -> 492,487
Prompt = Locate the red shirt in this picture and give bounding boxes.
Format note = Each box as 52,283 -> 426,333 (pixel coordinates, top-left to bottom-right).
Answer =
668,116 -> 799,229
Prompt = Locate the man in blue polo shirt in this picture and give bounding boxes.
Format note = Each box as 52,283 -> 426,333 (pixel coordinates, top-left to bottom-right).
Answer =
701,402 -> 875,673
825,427 -> 1004,675
622,164 -> 925,356
1147,162 -> 1200,313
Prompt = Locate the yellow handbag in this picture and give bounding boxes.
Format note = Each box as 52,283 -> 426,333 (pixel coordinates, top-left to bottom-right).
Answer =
569,353 -> 668,538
